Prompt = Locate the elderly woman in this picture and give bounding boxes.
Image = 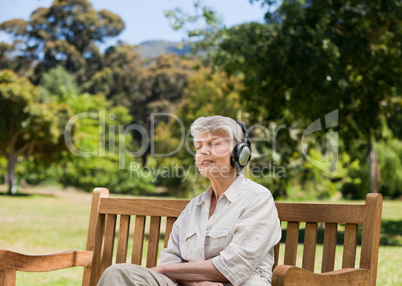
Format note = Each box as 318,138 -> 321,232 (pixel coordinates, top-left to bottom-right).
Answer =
98,115 -> 281,286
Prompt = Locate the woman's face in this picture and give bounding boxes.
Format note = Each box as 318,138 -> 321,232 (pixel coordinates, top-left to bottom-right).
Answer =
194,132 -> 236,179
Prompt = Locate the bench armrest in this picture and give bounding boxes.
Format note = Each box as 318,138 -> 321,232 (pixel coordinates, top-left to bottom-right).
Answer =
272,265 -> 370,286
0,249 -> 93,272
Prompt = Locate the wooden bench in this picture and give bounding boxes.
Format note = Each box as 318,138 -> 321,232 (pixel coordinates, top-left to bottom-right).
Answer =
0,188 -> 382,286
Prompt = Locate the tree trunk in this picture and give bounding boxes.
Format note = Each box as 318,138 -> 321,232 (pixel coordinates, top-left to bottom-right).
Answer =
140,122 -> 151,168
141,147 -> 149,168
369,134 -> 378,193
6,152 -> 18,195
62,163 -> 67,189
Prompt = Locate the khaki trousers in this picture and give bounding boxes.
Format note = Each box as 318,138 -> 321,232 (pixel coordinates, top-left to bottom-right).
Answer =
97,263 -> 179,286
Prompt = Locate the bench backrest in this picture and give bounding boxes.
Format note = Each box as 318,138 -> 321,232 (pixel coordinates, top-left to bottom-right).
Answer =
83,188 -> 190,285
84,189 -> 382,286
274,193 -> 382,286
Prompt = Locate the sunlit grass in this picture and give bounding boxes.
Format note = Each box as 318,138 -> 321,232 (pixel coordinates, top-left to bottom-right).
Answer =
0,186 -> 401,285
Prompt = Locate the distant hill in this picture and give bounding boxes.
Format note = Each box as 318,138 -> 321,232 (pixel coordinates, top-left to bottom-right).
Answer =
136,40 -> 191,58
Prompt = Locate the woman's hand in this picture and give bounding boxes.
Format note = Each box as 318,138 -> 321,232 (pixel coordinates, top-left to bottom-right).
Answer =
150,265 -> 164,273
179,281 -> 224,286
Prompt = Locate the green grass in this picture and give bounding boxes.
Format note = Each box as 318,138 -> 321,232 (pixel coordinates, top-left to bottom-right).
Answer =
0,186 -> 401,285
0,187 -> 91,285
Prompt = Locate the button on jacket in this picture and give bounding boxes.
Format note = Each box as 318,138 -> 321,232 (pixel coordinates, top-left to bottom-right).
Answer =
159,174 -> 282,286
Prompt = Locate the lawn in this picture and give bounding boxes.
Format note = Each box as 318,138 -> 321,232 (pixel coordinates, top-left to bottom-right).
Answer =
0,186 -> 401,285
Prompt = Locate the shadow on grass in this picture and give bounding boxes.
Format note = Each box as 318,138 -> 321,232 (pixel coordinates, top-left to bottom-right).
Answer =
0,191 -> 57,198
280,219 -> 402,247
0,192 -> 33,197
380,220 -> 402,246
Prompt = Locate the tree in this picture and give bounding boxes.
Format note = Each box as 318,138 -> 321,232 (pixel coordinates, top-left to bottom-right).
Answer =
152,66 -> 246,197
0,42 -> 16,72
171,0 -> 402,194
37,65 -> 80,102
138,54 -> 199,167
0,69 -> 71,194
33,66 -> 155,194
84,44 -> 197,167
83,42 -> 145,106
0,0 -> 124,84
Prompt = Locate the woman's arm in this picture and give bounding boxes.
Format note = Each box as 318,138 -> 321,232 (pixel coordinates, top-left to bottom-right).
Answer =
180,282 -> 224,286
159,217 -> 184,264
151,260 -> 228,283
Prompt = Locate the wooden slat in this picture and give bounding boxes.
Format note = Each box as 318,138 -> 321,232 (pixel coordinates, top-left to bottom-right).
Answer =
0,250 -> 92,272
276,203 -> 365,224
131,216 -> 146,265
273,242 -> 280,270
83,188 -> 108,286
273,221 -> 282,269
89,213 -> 106,285
0,270 -> 16,286
360,193 -> 383,286
164,217 -> 177,248
100,198 -> 189,217
116,215 -> 131,263
302,222 -> 318,272
342,224 -> 358,269
100,214 -> 117,274
146,216 -> 161,268
284,222 -> 299,266
272,265 -> 370,285
321,223 -> 338,273
85,189 -> 109,252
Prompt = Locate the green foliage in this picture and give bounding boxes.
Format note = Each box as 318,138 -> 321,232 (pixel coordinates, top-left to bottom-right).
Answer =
58,94 -> 151,194
37,65 -> 80,102
0,69 -> 72,194
0,42 -> 16,72
83,42 -> 144,102
132,54 -> 197,167
166,0 -> 402,198
15,66 -> 155,195
1,0 -> 202,190
341,113 -> 402,199
375,139 -> 402,198
341,138 -> 402,200
207,0 -> 401,150
1,0 -> 400,200
85,48 -> 198,168
165,1 -> 223,37
152,67 -> 246,197
383,96 -> 402,140
0,0 -> 124,84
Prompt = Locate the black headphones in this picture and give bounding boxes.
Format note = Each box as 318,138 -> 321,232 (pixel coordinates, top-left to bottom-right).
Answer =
194,121 -> 251,172
230,121 -> 252,171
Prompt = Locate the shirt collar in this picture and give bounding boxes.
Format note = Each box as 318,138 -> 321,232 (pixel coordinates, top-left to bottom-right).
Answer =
222,174 -> 245,203
197,174 -> 246,205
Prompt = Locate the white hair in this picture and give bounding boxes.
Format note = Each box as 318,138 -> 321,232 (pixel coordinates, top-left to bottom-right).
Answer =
190,115 -> 245,146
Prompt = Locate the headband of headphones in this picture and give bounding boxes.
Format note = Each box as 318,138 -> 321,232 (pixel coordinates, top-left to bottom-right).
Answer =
236,121 -> 250,144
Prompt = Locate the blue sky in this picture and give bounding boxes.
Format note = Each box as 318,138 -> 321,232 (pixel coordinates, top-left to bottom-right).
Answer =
0,0 -> 268,46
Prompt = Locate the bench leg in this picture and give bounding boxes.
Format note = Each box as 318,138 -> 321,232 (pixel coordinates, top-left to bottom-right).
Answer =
0,269 -> 16,286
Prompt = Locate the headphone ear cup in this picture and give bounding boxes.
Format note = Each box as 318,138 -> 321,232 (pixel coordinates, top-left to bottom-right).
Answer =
230,144 -> 239,170
238,144 -> 251,167
231,143 -> 251,170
